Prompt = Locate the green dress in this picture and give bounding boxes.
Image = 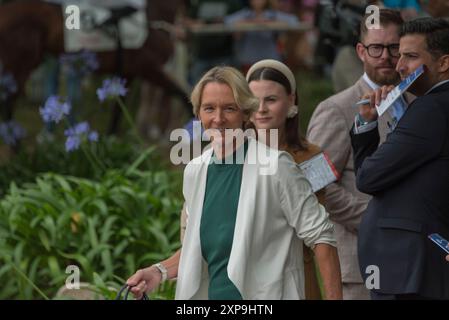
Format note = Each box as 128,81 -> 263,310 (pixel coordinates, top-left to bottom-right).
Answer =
199,141 -> 248,300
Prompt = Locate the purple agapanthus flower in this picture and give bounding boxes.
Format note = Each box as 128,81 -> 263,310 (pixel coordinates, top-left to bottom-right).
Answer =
64,121 -> 99,152
40,95 -> 71,124
65,135 -> 81,152
0,121 -> 26,146
0,72 -> 18,101
88,131 -> 99,142
60,50 -> 99,77
96,77 -> 127,102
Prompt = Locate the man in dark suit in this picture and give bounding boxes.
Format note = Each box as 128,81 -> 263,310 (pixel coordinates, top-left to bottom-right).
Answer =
350,17 -> 449,299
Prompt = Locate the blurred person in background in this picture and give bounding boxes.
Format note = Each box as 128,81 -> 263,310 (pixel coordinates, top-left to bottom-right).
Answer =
276,0 -> 321,71
183,0 -> 243,85
224,0 -> 300,73
316,0 -> 382,92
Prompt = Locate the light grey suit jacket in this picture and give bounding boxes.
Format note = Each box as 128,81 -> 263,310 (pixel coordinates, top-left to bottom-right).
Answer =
306,77 -> 394,284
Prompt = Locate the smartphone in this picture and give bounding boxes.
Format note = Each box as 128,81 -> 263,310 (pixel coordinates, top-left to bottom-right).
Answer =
428,233 -> 449,254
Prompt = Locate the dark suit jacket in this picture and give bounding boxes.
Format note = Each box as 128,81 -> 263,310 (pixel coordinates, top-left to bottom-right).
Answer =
350,81 -> 449,298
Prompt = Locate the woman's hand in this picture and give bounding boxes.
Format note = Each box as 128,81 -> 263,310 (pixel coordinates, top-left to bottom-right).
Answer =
126,266 -> 162,299
126,250 -> 181,299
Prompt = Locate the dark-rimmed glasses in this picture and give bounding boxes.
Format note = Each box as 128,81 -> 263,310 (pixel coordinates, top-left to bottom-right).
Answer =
363,44 -> 400,58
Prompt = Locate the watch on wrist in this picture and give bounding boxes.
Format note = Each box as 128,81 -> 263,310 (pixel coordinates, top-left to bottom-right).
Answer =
154,263 -> 168,282
356,113 -> 369,126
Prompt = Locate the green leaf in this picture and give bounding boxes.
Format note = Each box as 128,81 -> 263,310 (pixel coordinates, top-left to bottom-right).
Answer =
22,189 -> 65,212
38,230 -> 51,252
27,256 -> 42,298
100,216 -> 118,244
42,215 -> 57,244
0,263 -> 12,279
101,249 -> 113,278
10,182 -> 19,196
87,217 -> 99,250
90,199 -> 108,216
57,251 -> 93,279
112,239 -> 129,257
147,225 -> 170,252
36,177 -> 53,195
47,256 -> 62,280
124,254 -> 136,275
137,252 -> 167,265
13,242 -> 25,265
52,174 -> 73,192
93,272 -> 106,288
126,146 -> 156,175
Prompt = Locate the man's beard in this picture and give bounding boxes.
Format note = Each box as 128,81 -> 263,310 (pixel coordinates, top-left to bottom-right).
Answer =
372,71 -> 400,86
366,64 -> 401,86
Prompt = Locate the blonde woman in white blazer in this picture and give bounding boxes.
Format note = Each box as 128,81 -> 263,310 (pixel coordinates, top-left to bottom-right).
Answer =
127,66 -> 342,300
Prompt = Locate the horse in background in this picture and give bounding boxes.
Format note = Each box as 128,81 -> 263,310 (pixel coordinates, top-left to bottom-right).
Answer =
0,0 -> 190,135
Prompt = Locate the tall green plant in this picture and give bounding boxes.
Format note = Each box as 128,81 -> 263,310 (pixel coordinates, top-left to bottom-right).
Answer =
0,162 -> 182,299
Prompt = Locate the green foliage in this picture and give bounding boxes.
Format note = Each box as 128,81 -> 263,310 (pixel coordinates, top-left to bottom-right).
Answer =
0,164 -> 183,299
0,135 -> 170,197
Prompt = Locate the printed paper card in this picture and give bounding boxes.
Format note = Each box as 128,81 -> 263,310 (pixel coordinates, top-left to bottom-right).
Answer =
376,64 -> 424,117
298,153 -> 339,192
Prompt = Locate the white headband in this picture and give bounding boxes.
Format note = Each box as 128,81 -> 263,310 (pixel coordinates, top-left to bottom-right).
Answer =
246,59 -> 296,93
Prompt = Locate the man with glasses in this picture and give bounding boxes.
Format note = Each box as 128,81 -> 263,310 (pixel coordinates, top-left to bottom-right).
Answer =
362,43 -> 400,60
307,9 -> 406,299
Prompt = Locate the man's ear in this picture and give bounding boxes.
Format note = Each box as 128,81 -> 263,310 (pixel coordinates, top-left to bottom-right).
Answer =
356,42 -> 366,63
438,54 -> 449,73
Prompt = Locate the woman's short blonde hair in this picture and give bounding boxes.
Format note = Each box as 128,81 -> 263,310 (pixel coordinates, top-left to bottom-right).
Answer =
190,66 -> 259,117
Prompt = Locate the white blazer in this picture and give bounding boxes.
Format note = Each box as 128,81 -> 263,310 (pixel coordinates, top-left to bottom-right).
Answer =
176,138 -> 336,300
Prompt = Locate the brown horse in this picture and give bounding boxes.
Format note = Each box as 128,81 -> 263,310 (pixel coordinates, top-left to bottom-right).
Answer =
0,0 -> 190,132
